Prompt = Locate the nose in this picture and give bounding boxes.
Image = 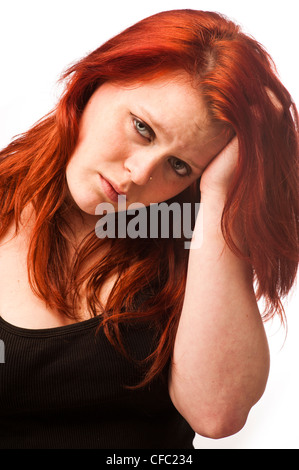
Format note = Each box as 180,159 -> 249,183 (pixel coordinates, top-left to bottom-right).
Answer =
124,149 -> 163,186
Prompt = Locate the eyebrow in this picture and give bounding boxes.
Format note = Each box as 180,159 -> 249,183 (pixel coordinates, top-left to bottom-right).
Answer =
137,106 -> 169,137
136,106 -> 206,172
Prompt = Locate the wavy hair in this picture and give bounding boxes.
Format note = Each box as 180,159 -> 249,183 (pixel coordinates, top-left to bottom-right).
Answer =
0,9 -> 298,386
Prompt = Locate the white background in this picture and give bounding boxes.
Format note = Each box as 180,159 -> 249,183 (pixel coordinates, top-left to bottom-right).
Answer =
0,0 -> 298,449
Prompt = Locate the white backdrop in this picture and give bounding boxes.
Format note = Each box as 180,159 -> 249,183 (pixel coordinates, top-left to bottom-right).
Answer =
0,0 -> 298,449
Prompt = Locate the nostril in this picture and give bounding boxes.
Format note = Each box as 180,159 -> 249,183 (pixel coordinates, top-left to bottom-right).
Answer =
124,152 -> 160,186
127,166 -> 154,186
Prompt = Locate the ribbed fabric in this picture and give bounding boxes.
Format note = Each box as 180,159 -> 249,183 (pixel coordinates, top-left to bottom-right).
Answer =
0,316 -> 195,449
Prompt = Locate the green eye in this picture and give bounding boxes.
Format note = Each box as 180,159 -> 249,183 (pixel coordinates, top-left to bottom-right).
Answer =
133,118 -> 153,141
169,157 -> 191,177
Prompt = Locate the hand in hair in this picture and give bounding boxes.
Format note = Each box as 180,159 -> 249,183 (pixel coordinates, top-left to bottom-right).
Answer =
199,135 -> 238,199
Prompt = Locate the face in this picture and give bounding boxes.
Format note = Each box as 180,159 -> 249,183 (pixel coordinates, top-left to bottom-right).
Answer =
66,71 -> 229,218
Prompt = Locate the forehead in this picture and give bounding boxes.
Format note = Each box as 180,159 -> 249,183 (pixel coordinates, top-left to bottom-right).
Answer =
90,72 -> 231,167
115,71 -> 209,126
120,74 -> 229,162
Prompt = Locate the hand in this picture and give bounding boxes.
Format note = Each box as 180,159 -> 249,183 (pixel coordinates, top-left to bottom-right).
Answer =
199,136 -> 239,199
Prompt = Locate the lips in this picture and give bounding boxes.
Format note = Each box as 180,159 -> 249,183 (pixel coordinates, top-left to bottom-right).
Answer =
99,174 -> 125,203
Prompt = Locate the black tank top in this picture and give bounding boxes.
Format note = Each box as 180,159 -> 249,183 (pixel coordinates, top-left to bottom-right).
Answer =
0,316 -> 195,449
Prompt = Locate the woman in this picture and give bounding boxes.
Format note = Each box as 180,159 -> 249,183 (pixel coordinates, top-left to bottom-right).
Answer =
0,9 -> 298,449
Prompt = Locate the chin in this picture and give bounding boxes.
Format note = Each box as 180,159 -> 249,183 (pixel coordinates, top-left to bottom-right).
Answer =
66,187 -> 102,217
77,200 -> 102,217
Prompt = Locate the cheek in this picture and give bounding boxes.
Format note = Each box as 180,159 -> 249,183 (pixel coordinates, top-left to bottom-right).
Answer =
148,178 -> 196,205
96,127 -> 131,164
78,110 -> 125,160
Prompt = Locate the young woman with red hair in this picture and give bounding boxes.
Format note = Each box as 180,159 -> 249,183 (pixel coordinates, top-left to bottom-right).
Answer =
0,9 -> 298,449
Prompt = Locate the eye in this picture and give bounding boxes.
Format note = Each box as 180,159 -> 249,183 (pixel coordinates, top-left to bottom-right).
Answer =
169,157 -> 191,177
133,117 -> 153,141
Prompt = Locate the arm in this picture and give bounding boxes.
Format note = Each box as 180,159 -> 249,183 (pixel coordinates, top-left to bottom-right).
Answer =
169,138 -> 270,439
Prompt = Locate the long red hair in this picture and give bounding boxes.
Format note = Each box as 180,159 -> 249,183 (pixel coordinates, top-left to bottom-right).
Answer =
0,9 -> 298,386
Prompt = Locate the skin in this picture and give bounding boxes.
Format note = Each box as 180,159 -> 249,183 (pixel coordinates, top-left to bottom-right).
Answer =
169,136 -> 269,438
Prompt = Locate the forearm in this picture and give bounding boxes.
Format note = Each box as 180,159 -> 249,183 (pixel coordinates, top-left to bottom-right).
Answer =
169,192 -> 270,438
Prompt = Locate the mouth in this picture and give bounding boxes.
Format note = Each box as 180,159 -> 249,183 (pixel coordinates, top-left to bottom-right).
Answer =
99,174 -> 126,203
